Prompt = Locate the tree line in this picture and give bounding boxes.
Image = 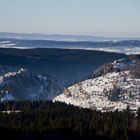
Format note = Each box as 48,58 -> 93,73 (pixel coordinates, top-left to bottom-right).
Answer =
0,101 -> 140,140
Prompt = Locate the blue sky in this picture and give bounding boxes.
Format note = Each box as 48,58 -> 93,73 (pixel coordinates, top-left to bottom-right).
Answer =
0,0 -> 140,37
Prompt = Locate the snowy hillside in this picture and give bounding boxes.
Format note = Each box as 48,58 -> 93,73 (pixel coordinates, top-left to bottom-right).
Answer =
54,57 -> 140,111
0,68 -> 61,101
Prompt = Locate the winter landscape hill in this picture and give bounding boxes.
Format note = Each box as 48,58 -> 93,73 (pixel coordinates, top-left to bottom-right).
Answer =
1,39 -> 140,112
54,56 -> 140,111
0,68 -> 61,101
0,48 -> 126,87
0,47 -> 126,103
1,46 -> 140,112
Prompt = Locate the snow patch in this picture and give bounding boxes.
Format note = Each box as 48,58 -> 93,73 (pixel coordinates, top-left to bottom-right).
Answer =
1,92 -> 15,101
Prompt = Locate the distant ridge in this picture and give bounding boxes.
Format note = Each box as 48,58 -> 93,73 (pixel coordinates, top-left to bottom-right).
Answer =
0,32 -> 140,42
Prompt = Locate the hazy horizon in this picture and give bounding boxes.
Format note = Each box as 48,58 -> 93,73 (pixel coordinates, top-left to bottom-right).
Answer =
0,0 -> 140,38
0,31 -> 140,39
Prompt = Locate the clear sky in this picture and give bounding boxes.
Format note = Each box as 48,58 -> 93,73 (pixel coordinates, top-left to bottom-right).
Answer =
0,0 -> 140,37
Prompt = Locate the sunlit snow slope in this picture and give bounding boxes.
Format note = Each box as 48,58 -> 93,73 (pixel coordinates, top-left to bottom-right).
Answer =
54,57 -> 140,111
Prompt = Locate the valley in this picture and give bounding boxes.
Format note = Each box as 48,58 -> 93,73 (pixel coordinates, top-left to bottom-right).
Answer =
1,45 -> 140,112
